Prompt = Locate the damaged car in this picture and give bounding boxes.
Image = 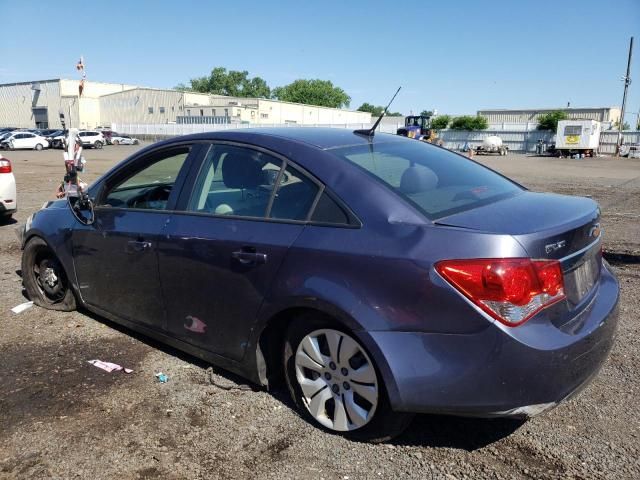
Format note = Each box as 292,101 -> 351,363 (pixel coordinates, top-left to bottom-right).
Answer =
19,128 -> 619,442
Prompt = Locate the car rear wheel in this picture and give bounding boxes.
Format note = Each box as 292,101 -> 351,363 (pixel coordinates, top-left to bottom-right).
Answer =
283,314 -> 413,442
22,237 -> 76,311
35,143 -> 43,151
94,141 -> 103,149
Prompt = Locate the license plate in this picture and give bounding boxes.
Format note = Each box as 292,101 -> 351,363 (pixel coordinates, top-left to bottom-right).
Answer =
569,255 -> 599,301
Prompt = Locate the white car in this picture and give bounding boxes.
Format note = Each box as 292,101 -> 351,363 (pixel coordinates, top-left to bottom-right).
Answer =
110,133 -> 140,145
78,131 -> 105,149
1,131 -> 49,150
0,155 -> 17,219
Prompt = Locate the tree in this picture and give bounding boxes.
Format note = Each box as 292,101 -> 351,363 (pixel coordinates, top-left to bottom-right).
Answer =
420,110 -> 433,117
450,115 -> 489,130
536,110 -> 568,131
272,79 -> 350,108
357,103 -> 403,117
179,67 -> 271,98
613,120 -> 631,130
357,103 -> 384,116
431,115 -> 451,130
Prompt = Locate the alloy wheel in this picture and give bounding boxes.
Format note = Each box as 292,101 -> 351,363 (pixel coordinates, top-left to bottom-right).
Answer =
294,328 -> 378,431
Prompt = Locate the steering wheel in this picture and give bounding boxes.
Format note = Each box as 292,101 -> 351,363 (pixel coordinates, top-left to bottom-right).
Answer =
129,185 -> 172,209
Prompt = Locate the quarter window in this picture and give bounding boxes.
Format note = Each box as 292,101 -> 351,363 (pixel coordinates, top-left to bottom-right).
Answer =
311,192 -> 349,225
269,164 -> 319,221
102,147 -> 190,210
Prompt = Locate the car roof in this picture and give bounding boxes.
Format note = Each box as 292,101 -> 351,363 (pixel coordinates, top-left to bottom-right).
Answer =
165,127 -> 406,151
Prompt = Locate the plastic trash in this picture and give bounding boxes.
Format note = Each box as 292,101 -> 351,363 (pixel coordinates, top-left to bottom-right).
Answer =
155,372 -> 169,383
88,359 -> 133,374
11,301 -> 34,314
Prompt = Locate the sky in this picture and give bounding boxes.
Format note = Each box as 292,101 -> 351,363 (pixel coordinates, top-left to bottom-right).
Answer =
1,0 -> 639,123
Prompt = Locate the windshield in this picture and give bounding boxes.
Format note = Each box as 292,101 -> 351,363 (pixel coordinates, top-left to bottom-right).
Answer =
332,140 -> 522,219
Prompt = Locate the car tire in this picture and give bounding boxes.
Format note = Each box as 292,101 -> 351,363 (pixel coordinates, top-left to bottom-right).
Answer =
35,143 -> 43,151
94,141 -> 103,149
22,237 -> 77,311
112,140 -> 119,145
283,313 -> 413,442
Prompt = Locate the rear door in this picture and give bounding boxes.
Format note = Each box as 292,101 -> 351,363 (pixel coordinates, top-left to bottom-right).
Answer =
72,144 -> 199,329
157,143 -> 321,360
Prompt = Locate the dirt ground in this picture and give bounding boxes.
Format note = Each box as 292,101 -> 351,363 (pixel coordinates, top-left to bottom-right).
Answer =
1,145 -> 639,480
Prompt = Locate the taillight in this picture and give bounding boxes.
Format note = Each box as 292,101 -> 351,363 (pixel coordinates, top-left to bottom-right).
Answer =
435,258 -> 565,327
0,158 -> 11,173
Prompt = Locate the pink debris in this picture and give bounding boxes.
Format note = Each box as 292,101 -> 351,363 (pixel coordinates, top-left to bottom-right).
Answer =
88,359 -> 133,374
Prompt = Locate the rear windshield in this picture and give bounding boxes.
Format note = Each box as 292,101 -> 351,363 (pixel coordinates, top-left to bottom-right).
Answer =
332,140 -> 522,219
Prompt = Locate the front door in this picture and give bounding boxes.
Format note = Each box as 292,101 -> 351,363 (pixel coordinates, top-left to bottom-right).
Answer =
158,143 -> 321,361
72,145 -> 196,329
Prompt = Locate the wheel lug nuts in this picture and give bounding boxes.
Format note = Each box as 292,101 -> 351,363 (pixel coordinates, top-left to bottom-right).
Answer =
341,367 -> 348,376
332,384 -> 340,394
343,382 -> 350,390
329,362 -> 337,370
324,372 -> 332,380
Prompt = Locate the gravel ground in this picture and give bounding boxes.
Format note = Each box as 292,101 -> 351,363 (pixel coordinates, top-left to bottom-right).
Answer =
0,147 -> 639,479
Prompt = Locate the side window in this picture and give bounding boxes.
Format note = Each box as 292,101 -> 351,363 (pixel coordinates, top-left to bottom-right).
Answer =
188,145 -> 283,218
311,192 -> 350,225
269,164 -> 319,221
102,147 -> 190,210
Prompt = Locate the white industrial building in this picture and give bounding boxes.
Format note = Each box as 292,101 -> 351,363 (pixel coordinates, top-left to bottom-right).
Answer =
0,78 -> 371,129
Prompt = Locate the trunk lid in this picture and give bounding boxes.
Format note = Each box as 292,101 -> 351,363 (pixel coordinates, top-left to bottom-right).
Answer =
435,191 -> 602,314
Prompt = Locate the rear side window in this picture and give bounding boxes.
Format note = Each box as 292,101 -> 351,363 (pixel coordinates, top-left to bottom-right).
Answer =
188,145 -> 284,218
332,141 -> 522,219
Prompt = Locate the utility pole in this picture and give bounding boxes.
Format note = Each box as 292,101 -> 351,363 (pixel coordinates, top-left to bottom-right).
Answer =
618,36 -> 633,155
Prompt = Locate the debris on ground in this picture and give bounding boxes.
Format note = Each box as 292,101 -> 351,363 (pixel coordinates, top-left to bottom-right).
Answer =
10,301 -> 33,314
155,372 -> 169,383
88,359 -> 133,374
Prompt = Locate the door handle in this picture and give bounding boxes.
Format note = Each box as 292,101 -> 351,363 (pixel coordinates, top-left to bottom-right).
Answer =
126,240 -> 152,253
231,249 -> 267,265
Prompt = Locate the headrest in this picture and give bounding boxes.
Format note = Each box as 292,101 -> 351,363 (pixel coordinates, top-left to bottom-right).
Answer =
221,153 -> 264,189
399,165 -> 438,194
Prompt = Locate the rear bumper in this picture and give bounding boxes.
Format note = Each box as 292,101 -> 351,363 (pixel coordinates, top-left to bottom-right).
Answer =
365,262 -> 620,417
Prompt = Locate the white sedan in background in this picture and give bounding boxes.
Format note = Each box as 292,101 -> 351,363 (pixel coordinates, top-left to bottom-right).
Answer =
0,131 -> 49,150
0,154 -> 17,219
110,133 -> 140,145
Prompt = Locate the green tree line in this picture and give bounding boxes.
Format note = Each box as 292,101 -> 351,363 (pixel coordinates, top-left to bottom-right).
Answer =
176,67 -> 351,109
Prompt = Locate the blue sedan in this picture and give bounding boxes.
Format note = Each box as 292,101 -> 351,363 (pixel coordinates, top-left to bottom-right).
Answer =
19,128 -> 619,441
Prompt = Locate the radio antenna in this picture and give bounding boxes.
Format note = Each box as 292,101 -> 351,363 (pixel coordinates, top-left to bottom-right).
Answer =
354,86 -> 401,138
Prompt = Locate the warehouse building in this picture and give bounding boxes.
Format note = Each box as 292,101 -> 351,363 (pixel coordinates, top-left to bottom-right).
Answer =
477,107 -> 621,125
0,78 -> 371,129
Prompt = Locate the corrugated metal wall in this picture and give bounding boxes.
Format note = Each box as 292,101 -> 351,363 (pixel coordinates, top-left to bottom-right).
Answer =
0,80 -> 62,128
100,89 -> 187,125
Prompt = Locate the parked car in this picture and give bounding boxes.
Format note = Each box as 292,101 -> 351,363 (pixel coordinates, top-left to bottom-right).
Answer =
38,129 -> 61,137
47,130 -> 68,149
0,131 -> 49,150
620,143 -> 640,159
78,130 -> 105,149
0,154 -> 17,219
18,128 -> 619,441
110,133 -> 140,145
